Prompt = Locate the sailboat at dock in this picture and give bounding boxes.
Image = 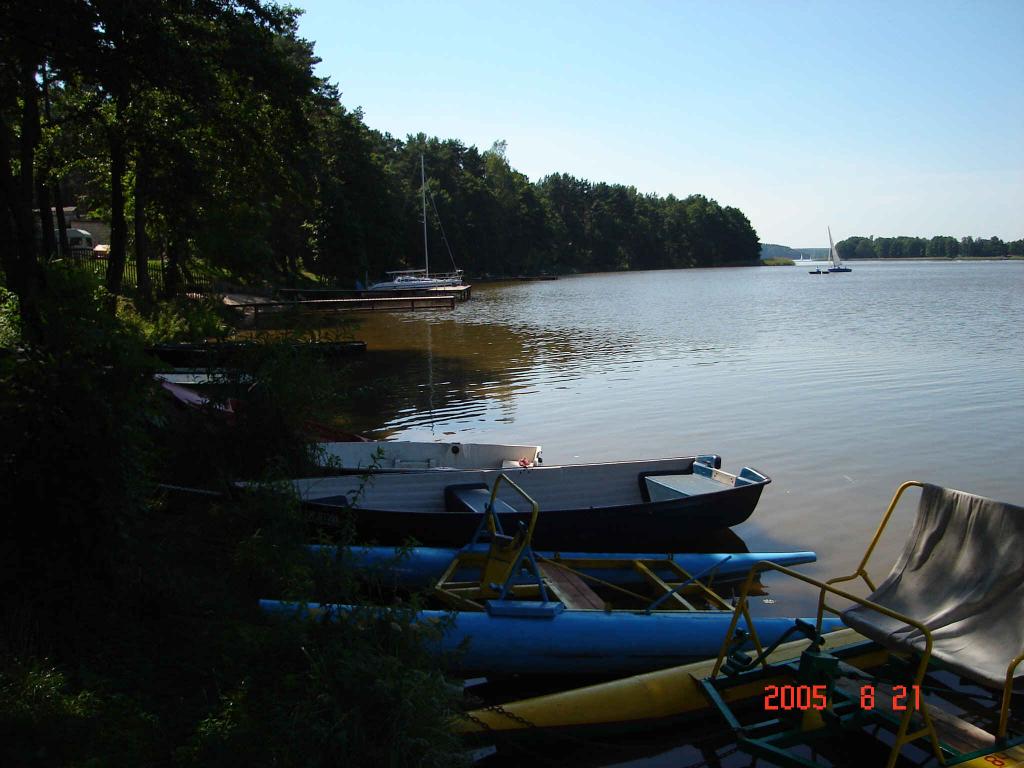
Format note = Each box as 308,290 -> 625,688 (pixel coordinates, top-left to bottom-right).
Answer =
368,156 -> 465,291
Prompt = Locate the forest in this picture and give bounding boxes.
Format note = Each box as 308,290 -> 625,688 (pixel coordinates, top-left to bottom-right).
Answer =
837,234 -> 1024,260
0,3 -> 761,764
2,0 -> 760,338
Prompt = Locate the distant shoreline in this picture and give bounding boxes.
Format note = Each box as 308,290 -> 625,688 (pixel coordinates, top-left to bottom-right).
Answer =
795,256 -> 1023,263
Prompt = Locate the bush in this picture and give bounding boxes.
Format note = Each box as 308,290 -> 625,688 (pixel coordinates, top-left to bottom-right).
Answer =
0,267 -> 156,648
0,287 -> 19,347
0,265 -> 465,767
0,661 -> 161,768
117,295 -> 231,343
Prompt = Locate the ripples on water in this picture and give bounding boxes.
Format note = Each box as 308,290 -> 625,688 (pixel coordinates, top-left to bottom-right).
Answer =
340,260 -> 1024,614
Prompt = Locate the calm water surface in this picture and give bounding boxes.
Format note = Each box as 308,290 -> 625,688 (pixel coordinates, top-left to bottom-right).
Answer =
340,260 -> 1024,615
336,260 -> 1023,765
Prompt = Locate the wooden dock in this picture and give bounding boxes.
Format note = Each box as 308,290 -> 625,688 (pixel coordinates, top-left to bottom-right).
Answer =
227,294 -> 457,325
276,284 -> 472,302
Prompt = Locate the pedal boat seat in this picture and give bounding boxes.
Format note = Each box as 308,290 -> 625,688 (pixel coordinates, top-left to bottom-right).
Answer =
841,483 -> 1024,690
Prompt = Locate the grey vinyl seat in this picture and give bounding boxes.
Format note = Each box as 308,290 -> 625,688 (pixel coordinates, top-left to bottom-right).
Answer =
841,483 -> 1024,690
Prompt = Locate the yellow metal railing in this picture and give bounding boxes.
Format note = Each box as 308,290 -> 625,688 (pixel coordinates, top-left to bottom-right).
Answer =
433,473 -> 541,609
483,472 -> 540,543
710,560 -> 943,768
825,480 -> 923,594
710,480 -> 1021,766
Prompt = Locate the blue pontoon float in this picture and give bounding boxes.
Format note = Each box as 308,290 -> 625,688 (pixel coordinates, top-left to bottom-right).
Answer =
264,473 -> 838,677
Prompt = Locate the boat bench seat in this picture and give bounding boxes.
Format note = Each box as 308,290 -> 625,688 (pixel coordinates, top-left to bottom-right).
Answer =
841,484 -> 1024,690
538,563 -> 606,610
643,473 -> 724,501
445,484 -> 520,516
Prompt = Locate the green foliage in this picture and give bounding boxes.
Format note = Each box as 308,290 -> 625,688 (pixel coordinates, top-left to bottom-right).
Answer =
0,271 -> 464,767
0,287 -> 19,347
179,608 -> 464,768
116,296 -> 230,343
0,661 -> 161,768
837,234 -> 1017,260
761,257 -> 795,266
156,340 -> 343,486
8,1 -> 764,312
0,266 -> 156,647
315,138 -> 762,285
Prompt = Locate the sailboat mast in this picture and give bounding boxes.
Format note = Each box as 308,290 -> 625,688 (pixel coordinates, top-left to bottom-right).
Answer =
421,154 -> 429,278
828,226 -> 838,268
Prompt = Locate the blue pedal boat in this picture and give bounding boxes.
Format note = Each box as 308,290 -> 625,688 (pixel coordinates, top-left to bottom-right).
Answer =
264,473 -> 837,677
311,544 -> 820,591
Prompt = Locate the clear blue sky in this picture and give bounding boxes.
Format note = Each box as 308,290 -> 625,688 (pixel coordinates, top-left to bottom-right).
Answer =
295,0 -> 1023,247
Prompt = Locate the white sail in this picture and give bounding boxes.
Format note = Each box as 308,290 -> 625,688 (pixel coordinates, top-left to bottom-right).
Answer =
828,226 -> 842,269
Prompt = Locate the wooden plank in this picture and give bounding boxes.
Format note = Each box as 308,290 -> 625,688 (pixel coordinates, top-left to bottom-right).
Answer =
538,563 -> 606,610
233,295 -> 455,316
834,677 -> 997,755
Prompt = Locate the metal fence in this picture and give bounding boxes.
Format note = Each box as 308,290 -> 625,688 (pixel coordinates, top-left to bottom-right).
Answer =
61,251 -> 218,296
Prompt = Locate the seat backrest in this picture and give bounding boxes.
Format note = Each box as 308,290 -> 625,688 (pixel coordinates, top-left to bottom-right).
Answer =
842,484 -> 1024,688
479,529 -> 529,598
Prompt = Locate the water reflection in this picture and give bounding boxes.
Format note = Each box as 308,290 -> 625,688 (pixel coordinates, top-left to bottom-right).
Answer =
333,261 -> 1024,620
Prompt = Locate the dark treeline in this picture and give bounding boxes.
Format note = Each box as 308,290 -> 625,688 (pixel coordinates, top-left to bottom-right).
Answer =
838,234 -> 1024,260
310,135 -> 761,284
1,1 -> 759,336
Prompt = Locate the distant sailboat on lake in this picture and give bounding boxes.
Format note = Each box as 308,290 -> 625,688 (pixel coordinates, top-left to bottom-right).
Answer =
826,227 -> 851,273
809,227 -> 851,274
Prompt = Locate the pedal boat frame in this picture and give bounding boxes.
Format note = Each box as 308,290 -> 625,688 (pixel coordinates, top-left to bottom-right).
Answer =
702,481 -> 1024,768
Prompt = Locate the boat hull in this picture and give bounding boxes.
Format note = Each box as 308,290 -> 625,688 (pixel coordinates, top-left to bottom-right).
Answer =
297,457 -> 770,551
453,629 -> 875,734
317,440 -> 541,471
304,483 -> 766,550
315,545 -> 817,589
261,600 -> 844,677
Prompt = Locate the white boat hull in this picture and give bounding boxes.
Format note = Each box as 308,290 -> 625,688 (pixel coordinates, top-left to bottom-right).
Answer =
317,440 -> 542,471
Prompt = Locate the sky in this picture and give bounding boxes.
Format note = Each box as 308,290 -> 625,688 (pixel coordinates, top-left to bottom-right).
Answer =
294,0 -> 1024,247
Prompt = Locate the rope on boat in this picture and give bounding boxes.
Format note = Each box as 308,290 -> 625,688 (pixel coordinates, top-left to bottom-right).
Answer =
427,189 -> 460,273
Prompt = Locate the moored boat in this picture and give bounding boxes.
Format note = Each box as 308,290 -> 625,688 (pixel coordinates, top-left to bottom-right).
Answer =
367,269 -> 464,291
264,473 -> 833,678
295,454 -> 771,550
317,440 -> 542,471
262,599 -> 843,677
315,544 -> 818,590
701,481 -> 1024,766
368,155 -> 466,292
452,627 -> 873,734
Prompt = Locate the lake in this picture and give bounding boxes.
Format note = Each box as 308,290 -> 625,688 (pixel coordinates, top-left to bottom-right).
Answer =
335,259 -> 1024,765
340,260 -> 1023,612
